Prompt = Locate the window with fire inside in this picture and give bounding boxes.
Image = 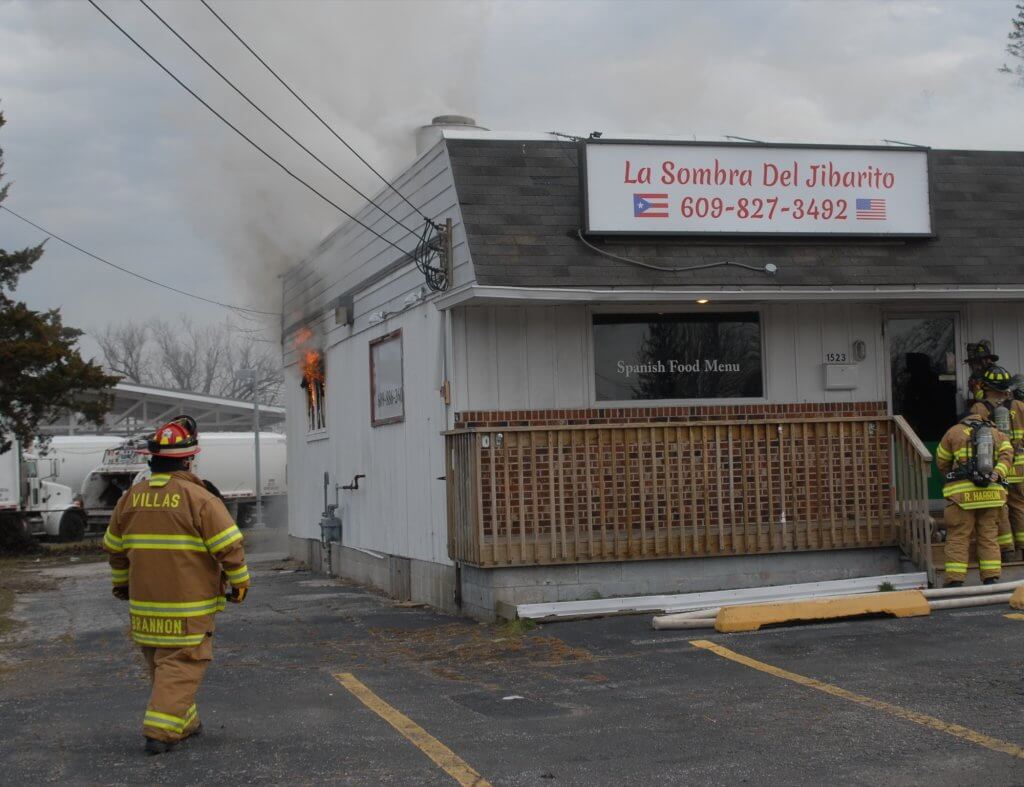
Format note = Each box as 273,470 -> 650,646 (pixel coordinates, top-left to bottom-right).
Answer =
301,350 -> 326,432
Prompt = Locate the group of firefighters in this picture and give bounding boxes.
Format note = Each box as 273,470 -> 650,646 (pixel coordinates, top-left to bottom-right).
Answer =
938,341 -> 1024,587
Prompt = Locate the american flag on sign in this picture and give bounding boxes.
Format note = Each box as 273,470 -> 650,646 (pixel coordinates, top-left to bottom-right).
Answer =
856,198 -> 886,221
633,193 -> 669,218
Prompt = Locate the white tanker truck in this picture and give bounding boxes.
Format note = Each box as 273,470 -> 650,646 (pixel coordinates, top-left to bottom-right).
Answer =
79,432 -> 287,532
0,439 -> 85,541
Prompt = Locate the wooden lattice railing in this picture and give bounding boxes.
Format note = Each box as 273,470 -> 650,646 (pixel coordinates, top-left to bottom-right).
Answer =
892,415 -> 935,584
446,415 -> 924,568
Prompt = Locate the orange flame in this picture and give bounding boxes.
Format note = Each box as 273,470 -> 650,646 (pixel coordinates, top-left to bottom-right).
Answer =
302,350 -> 324,384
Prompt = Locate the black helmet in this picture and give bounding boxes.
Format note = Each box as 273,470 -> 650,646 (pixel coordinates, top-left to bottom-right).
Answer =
981,365 -> 1013,392
965,340 -> 998,364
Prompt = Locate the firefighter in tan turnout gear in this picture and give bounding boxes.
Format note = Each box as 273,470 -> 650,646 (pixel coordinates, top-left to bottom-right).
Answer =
967,365 -> 1022,558
103,415 -> 250,755
936,403 -> 1013,587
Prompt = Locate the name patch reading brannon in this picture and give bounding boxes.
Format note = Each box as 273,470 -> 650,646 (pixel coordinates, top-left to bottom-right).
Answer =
131,492 -> 181,509
131,615 -> 185,635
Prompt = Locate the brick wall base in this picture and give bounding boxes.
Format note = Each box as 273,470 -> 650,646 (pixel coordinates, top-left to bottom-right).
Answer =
454,401 -> 887,429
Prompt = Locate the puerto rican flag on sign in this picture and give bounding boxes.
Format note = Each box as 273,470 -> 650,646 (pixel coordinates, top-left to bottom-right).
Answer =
856,198 -> 887,221
633,193 -> 669,218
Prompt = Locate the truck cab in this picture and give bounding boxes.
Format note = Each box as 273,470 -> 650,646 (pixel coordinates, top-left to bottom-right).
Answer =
0,440 -> 84,541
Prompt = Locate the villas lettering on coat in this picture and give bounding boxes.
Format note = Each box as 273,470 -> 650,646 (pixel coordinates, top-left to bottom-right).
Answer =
131,492 -> 182,509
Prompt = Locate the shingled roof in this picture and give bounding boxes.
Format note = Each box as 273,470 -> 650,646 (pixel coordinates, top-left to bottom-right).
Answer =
447,138 -> 1024,289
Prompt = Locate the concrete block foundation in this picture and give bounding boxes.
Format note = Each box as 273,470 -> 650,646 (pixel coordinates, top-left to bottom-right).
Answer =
289,536 -> 907,622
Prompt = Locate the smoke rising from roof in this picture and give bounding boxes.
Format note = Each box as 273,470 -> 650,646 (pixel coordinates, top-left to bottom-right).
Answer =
168,0 -> 492,320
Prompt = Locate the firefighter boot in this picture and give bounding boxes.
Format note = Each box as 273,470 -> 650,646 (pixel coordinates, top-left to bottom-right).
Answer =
144,737 -> 176,756
944,580 -> 964,588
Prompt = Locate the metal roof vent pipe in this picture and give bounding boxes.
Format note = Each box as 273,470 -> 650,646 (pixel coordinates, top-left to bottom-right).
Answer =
416,115 -> 487,154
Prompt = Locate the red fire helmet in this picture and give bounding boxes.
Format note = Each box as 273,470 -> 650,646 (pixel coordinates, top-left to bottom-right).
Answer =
146,415 -> 201,458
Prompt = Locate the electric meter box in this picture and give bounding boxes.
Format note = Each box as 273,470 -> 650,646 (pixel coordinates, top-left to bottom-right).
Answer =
824,364 -> 859,390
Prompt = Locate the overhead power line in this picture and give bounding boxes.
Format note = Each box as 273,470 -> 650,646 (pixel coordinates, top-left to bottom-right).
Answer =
0,205 -> 280,316
198,0 -> 434,227
137,0 -> 421,240
86,0 -> 417,266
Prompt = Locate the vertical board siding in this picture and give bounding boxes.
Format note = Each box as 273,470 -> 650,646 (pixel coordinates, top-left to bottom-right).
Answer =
447,416 -> 905,567
453,302 -> 888,412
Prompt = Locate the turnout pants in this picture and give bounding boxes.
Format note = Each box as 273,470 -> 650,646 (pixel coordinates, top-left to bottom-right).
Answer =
1008,484 -> 1024,551
944,504 -> 1002,582
140,637 -> 212,742
997,505 -> 1014,552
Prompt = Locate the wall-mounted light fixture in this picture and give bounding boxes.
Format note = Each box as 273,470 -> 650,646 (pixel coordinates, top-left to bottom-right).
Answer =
696,298 -> 710,305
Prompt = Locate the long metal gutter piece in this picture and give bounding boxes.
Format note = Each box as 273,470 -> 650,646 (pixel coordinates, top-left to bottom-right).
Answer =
516,572 -> 927,621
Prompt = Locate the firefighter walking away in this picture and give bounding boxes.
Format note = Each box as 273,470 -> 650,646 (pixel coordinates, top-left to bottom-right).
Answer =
103,415 -> 250,755
936,390 -> 1013,588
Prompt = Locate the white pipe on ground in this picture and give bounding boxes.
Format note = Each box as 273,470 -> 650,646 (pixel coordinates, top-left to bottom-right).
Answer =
929,593 -> 1014,610
923,579 -> 1024,599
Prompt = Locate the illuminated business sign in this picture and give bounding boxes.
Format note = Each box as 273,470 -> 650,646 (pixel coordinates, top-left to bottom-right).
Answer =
581,141 -> 931,236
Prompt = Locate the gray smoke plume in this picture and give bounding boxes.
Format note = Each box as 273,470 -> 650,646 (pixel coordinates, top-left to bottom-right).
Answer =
167,0 -> 492,318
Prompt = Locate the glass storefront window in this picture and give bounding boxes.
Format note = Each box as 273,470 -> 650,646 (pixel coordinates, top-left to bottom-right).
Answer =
593,312 -> 764,401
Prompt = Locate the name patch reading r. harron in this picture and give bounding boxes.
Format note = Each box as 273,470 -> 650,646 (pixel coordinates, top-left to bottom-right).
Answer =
961,489 -> 1003,504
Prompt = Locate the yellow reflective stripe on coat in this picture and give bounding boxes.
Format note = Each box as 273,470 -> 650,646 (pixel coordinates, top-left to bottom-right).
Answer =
130,597 -> 226,617
935,445 -> 954,461
225,564 -> 250,586
122,533 -> 207,552
205,525 -> 243,553
1016,533 -> 1024,545
148,473 -> 172,488
103,529 -> 124,552
132,632 -> 206,647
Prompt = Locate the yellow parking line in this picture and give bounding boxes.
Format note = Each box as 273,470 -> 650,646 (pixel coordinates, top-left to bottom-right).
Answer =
690,640 -> 1024,760
333,672 -> 491,786
1005,613 -> 1024,621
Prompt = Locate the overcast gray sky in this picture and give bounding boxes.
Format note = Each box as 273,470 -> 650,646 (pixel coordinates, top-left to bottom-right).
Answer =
1,0 -> 1022,358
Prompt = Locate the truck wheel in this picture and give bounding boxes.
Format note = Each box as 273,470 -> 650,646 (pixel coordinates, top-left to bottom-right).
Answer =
57,509 -> 87,543
0,513 -> 37,553
237,503 -> 255,529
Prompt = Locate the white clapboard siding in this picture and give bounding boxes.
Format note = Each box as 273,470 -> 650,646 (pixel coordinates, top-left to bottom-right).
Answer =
285,301 -> 449,565
282,139 -> 470,368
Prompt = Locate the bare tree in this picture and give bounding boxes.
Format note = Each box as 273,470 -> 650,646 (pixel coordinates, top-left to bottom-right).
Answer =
95,320 -> 151,383
1000,3 -> 1024,82
94,318 -> 282,405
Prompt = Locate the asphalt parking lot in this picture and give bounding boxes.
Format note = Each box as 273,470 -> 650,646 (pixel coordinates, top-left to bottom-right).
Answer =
1,547 -> 1023,786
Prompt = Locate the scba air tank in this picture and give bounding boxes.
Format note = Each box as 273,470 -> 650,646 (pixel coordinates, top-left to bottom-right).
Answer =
994,404 -> 1011,434
975,425 -> 995,477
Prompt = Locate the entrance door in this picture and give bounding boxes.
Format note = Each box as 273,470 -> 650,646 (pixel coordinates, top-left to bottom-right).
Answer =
886,315 -> 960,501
